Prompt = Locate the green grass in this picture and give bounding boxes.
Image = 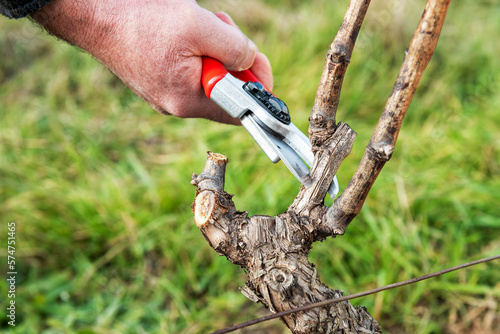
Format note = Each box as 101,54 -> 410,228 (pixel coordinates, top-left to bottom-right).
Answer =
1,0 -> 499,333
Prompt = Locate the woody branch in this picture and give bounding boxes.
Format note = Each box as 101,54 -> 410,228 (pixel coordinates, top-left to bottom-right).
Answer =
326,0 -> 451,234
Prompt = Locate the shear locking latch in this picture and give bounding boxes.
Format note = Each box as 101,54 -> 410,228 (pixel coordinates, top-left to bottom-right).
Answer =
243,82 -> 291,125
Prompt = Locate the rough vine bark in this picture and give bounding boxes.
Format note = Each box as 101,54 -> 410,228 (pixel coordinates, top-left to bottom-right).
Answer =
191,0 -> 451,332
192,150 -> 378,333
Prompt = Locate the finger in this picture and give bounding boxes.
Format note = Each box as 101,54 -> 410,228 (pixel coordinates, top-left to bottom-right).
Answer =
214,11 -> 239,29
193,9 -> 257,71
160,85 -> 241,125
213,12 -> 272,90
250,52 -> 273,91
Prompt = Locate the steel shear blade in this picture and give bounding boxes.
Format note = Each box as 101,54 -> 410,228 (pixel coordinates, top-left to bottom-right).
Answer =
201,57 -> 339,198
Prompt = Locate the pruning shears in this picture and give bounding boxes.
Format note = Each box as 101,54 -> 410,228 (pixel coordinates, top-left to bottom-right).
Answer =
201,57 -> 339,198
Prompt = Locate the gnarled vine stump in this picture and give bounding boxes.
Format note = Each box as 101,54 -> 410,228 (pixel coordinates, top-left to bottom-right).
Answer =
192,0 -> 450,332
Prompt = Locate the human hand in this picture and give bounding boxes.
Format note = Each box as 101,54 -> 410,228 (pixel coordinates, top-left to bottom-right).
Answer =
32,0 -> 273,124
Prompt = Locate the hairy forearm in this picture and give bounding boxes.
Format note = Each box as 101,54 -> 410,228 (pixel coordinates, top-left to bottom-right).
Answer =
31,0 -> 119,60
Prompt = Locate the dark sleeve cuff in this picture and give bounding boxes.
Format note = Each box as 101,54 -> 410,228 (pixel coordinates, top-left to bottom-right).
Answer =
1,0 -> 53,19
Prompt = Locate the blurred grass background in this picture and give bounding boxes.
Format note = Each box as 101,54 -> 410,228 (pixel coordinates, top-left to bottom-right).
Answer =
1,0 -> 499,333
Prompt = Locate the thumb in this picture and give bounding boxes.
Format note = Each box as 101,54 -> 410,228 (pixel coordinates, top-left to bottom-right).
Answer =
213,11 -> 239,29
193,10 -> 257,71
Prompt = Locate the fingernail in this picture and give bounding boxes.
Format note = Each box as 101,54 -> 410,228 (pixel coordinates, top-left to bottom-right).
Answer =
239,41 -> 257,71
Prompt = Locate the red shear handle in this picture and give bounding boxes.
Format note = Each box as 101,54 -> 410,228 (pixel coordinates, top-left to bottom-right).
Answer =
201,57 -> 266,97
228,69 -> 260,85
201,57 -> 227,97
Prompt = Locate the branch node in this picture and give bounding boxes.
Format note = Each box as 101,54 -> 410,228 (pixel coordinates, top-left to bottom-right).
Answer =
333,227 -> 345,236
265,267 -> 295,293
368,143 -> 394,161
191,151 -> 228,191
329,44 -> 351,64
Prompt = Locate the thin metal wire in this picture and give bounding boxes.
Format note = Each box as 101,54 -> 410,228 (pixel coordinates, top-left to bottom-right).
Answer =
211,254 -> 500,334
